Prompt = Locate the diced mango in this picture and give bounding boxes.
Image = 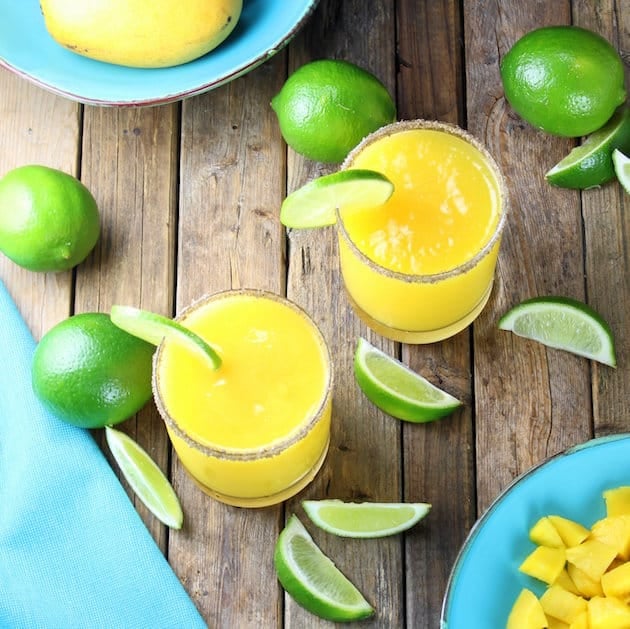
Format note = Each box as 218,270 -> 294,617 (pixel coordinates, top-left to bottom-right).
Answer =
604,487 -> 630,517
506,588 -> 549,629
540,584 -> 587,624
587,595 -> 630,629
567,563 -> 604,598
590,515 -> 630,560
549,515 -> 590,547
531,516 -> 566,548
565,539 -> 617,582
548,618 -> 570,629
568,610 -> 588,629
554,568 -> 580,596
520,545 -> 567,584
602,561 -> 630,600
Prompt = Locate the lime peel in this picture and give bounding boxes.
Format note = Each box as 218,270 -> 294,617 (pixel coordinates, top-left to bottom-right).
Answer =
613,148 -> 630,194
110,305 -> 222,369
302,500 -> 431,538
498,296 -> 616,367
280,169 -> 394,229
353,337 -> 462,422
274,515 -> 374,622
105,426 -> 183,529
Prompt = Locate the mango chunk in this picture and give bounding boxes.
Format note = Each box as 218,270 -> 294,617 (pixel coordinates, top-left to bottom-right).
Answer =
540,584 -> 587,624
587,595 -> 630,629
520,545 -> 567,584
548,515 -> 590,547
531,516 -> 566,548
567,563 -> 604,598
548,618 -> 569,629
601,561 -> 630,600
590,515 -> 630,560
507,588 -> 548,629
554,568 -> 580,596
565,539 -> 617,582
568,610 -> 588,629
604,487 -> 630,517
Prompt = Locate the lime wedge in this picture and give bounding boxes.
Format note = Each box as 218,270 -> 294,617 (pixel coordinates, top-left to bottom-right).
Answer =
105,426 -> 183,529
545,105 -> 630,189
302,500 -> 431,538
280,169 -> 394,229
613,148 -> 630,194
274,515 -> 374,622
498,296 -> 616,367
353,337 -> 462,422
110,305 -> 221,369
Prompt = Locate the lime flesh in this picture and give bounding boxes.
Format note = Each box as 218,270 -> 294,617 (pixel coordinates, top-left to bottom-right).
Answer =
302,500 -> 431,538
280,169 -> 394,229
498,296 -> 616,367
353,337 -> 462,422
274,515 -> 374,622
613,149 -> 630,194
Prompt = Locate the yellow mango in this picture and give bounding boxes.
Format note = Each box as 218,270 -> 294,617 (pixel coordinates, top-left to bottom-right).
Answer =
604,487 -> 630,517
602,561 -> 630,600
540,585 -> 587,624
591,515 -> 630,559
531,516 -> 566,548
587,595 -> 630,629
565,539 -> 617,582
567,563 -> 604,598
520,545 -> 567,584
549,515 -> 590,547
507,588 -> 548,629
548,618 -> 570,629
554,568 -> 581,596
568,610 -> 588,629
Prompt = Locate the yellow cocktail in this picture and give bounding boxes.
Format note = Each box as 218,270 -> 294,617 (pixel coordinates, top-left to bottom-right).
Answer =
153,289 -> 333,508
338,119 -> 507,343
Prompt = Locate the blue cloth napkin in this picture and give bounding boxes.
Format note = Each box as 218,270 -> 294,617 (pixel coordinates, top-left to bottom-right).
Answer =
0,280 -> 206,629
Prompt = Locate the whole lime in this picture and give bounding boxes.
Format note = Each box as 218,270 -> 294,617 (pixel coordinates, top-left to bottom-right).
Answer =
271,59 -> 396,164
32,313 -> 155,428
0,164 -> 100,272
500,26 -> 627,137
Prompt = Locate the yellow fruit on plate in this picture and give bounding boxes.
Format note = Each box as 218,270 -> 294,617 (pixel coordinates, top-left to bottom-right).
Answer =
39,0 -> 243,68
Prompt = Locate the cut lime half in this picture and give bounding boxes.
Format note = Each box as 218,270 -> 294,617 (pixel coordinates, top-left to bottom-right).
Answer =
546,106 -> 630,189
110,305 -> 221,369
354,337 -> 462,422
105,426 -> 183,529
613,148 -> 630,194
498,296 -> 616,367
274,515 -> 374,622
302,500 -> 431,538
280,169 -> 394,229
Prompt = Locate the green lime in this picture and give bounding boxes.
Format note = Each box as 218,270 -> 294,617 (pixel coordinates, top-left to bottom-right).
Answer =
0,164 -> 100,272
302,500 -> 431,538
105,426 -> 183,529
32,313 -> 155,428
271,59 -> 396,164
613,149 -> 630,194
353,337 -> 462,422
500,26 -> 626,137
280,169 -> 394,229
274,515 -> 374,622
498,296 -> 616,367
110,305 -> 222,369
546,106 -> 630,189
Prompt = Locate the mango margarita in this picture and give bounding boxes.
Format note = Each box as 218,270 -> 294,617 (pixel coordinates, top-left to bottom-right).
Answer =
338,119 -> 507,343
153,290 -> 332,507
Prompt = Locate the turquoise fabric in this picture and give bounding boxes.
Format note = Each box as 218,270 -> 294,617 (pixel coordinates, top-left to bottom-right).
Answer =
0,280 -> 206,629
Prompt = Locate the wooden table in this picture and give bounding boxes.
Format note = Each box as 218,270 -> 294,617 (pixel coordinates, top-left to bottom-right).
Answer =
1,1 -> 628,626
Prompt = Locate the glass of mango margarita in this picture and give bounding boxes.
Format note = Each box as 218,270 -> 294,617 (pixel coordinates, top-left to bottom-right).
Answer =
337,119 -> 508,343
153,289 -> 333,508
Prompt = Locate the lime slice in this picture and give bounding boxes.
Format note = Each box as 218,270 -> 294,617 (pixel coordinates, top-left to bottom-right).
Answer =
545,105 -> 630,189
280,169 -> 394,229
105,426 -> 183,529
613,148 -> 630,194
110,305 -> 221,369
353,337 -> 462,422
302,500 -> 431,538
498,296 -> 616,367
274,515 -> 374,622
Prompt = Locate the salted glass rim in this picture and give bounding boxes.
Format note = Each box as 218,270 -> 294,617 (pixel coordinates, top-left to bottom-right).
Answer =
153,288 -> 333,462
337,118 -> 509,284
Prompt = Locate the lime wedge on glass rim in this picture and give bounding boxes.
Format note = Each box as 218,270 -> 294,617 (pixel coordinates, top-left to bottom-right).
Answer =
105,426 -> 183,529
498,296 -> 616,367
110,305 -> 221,369
280,169 -> 394,229
613,148 -> 630,194
302,500 -> 431,538
353,337 -> 462,422
274,515 -> 374,622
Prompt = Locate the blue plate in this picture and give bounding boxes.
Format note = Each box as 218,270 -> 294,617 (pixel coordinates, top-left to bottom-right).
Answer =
441,433 -> 630,628
0,0 -> 319,106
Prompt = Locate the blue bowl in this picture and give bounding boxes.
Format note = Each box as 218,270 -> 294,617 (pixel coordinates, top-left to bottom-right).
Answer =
441,433 -> 630,628
0,0 -> 319,106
